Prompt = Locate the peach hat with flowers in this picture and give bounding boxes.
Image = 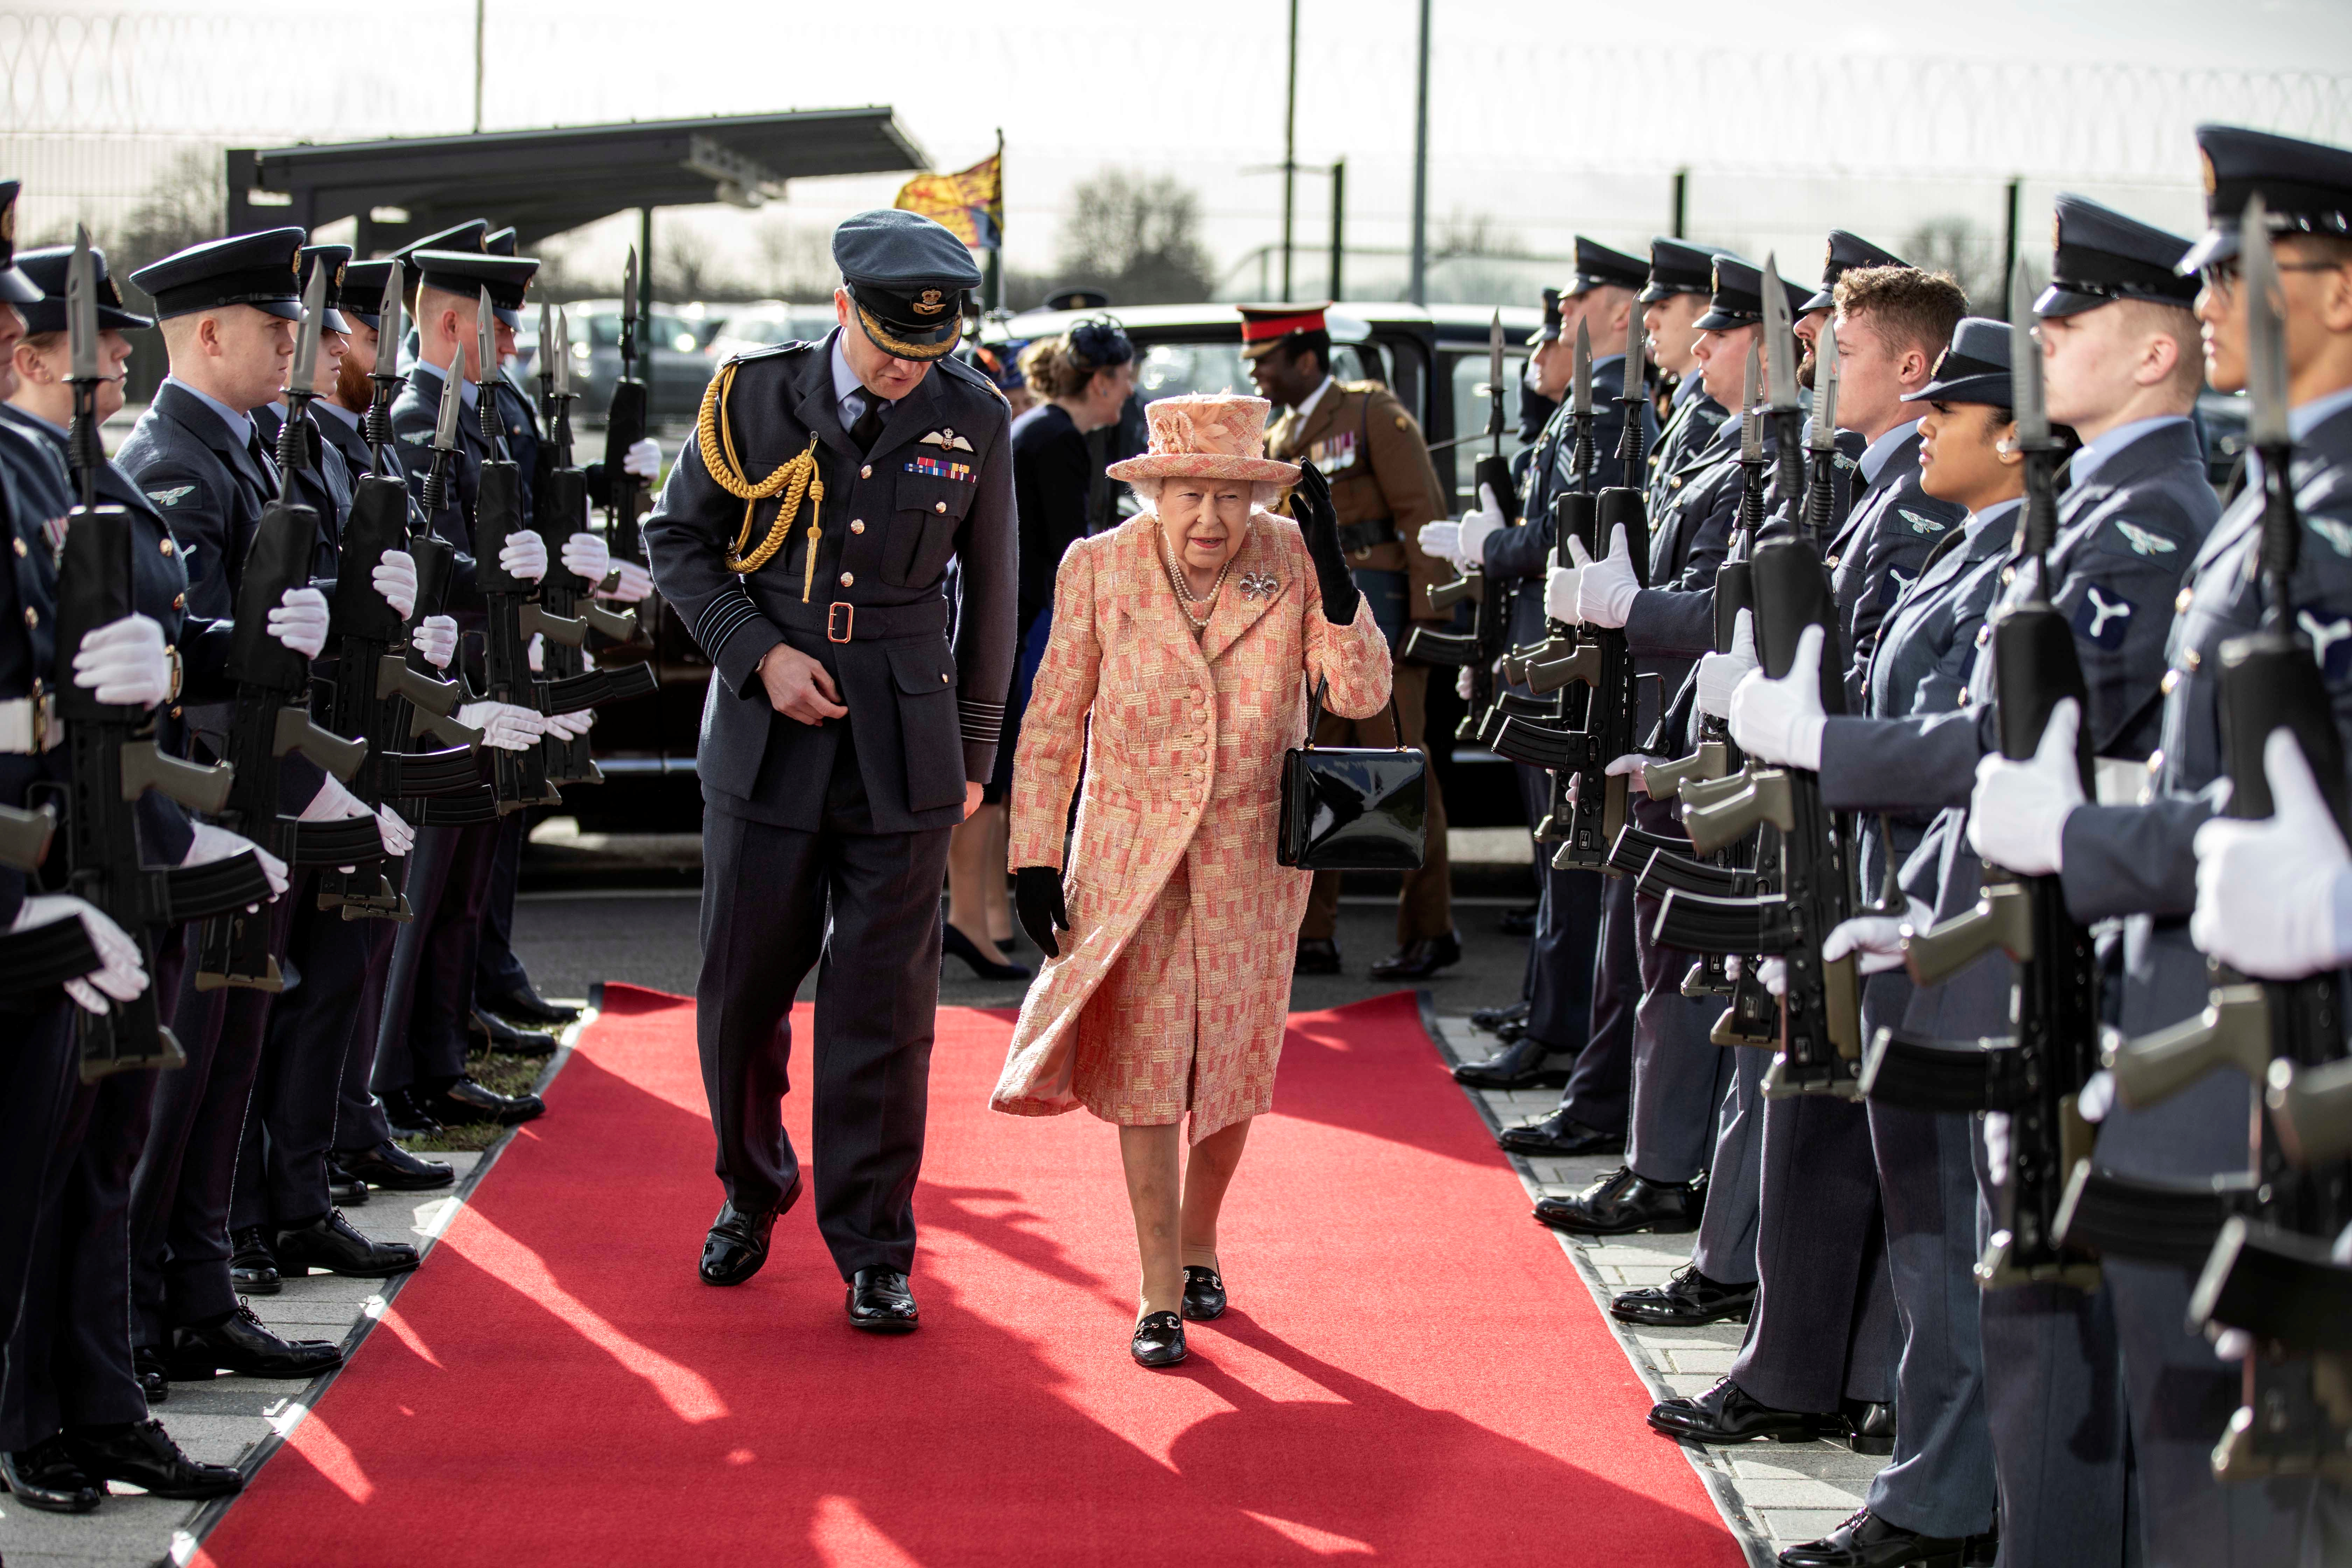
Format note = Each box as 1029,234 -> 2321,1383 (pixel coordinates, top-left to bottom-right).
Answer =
1105,393 -> 1302,485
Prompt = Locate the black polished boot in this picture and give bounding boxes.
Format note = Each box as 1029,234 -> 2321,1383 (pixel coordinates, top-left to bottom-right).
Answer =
1648,1377 -> 1846,1445
273,1210 -> 421,1279
1534,1166 -> 1702,1235
230,1225 -> 282,1295
1776,1507 -> 1965,1568
1452,1035 -> 1573,1091
65,1420 -> 242,1501
1496,1110 -> 1624,1157
0,1435 -> 103,1513
1611,1264 -> 1756,1327
846,1268 -> 920,1332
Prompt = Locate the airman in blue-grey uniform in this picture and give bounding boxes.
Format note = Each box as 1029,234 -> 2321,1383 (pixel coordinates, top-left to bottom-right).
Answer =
646,209 -> 1014,1332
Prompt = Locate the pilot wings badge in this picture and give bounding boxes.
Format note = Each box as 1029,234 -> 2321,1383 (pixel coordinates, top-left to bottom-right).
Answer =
919,428 -> 975,453
2114,520 -> 2178,557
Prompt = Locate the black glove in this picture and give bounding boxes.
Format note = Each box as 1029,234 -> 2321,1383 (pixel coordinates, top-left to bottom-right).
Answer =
1013,865 -> 1069,959
1290,460 -> 1359,626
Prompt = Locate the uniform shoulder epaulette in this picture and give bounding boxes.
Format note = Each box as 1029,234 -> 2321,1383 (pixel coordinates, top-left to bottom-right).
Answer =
723,338 -> 814,370
936,351 -> 1010,407
1340,378 -> 1388,396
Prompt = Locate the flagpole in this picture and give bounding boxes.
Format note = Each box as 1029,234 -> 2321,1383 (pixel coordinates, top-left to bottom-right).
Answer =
987,128 -> 1003,313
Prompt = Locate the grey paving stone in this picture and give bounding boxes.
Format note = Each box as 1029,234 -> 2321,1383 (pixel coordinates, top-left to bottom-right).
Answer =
1736,1476 -> 1871,1509
1762,1507 -> 1862,1542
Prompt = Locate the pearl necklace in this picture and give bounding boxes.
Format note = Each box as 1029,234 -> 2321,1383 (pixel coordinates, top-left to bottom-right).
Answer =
1160,533 -> 1237,630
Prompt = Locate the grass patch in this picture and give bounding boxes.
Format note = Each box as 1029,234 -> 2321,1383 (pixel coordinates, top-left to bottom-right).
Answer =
394,1045 -> 560,1154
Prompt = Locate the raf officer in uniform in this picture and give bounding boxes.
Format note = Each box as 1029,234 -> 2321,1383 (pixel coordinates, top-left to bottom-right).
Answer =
645,209 -> 1014,1331
1244,302 -> 1456,979
1642,236 -> 1736,518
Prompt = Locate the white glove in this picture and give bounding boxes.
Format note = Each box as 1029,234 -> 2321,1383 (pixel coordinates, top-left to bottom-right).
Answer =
1604,752 -> 1650,797
500,529 -> 549,583
600,559 -> 654,604
1456,666 -> 1475,701
1696,608 -> 1759,720
2078,1068 -> 2115,1123
267,587 -> 330,660
11,893 -> 146,1014
70,613 -> 171,707
624,436 -> 662,479
545,708 -> 595,740
183,821 -> 288,900
414,614 -> 459,670
1546,536 -> 1590,625
1983,1113 -> 2010,1186
458,701 -> 546,752
1457,483 -> 1507,566
1969,698 -> 2085,876
2190,728 -> 2352,979
527,632 -> 546,673
1756,956 -> 1787,997
298,770 -> 372,822
1417,520 -> 1463,568
1729,622 -> 1827,770
372,549 -> 418,622
376,803 -> 414,858
1574,524 -> 1639,629
1824,898 -> 1935,976
561,531 -> 610,584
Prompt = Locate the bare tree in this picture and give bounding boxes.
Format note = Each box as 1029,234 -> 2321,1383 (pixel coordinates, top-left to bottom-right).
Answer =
1904,216 -> 2000,315
1433,210 -> 1524,261
1055,170 -> 1213,306
118,147 -> 224,279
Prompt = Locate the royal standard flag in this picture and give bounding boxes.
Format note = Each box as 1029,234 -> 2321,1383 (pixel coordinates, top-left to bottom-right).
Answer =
894,150 -> 1003,252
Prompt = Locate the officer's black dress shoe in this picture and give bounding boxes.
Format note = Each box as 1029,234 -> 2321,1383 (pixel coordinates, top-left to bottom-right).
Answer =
327,1163 -> 371,1207
471,1007 -> 558,1058
1611,1264 -> 1756,1327
1452,1035 -> 1572,1090
410,1075 -> 545,1128
1469,1000 -> 1531,1033
0,1435 -> 103,1513
1181,1265 -> 1226,1322
1370,929 -> 1462,980
1846,1399 -> 1897,1456
1498,902 -> 1539,937
382,1091 -> 445,1140
1497,1110 -> 1625,1157
338,1139 -> 455,1191
943,923 -> 1032,982
165,1301 -> 343,1380
65,1419 -> 242,1501
700,1182 -> 797,1286
274,1210 -> 421,1279
1777,1507 -> 1966,1568
1534,1166 -> 1702,1235
1648,1376 -> 1845,1445
230,1225 -> 282,1295
133,1345 -> 169,1403
1132,1310 -> 1187,1367
1293,938 -> 1342,975
478,981 -> 578,1025
846,1268 -> 920,1332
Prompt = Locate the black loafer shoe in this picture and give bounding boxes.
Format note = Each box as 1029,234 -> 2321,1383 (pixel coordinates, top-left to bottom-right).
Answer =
1181,1265 -> 1226,1322
846,1267 -> 920,1332
1611,1265 -> 1756,1328
0,1435 -> 103,1513
1498,903 -> 1539,937
274,1210 -> 420,1279
478,982 -> 579,1026
1497,1110 -> 1625,1158
1370,929 -> 1462,980
1846,1400 -> 1897,1456
700,1180 -> 798,1286
470,1007 -> 558,1058
133,1345 -> 169,1404
1469,1000 -> 1532,1033
414,1075 -> 545,1128
1452,1035 -> 1573,1090
1535,1166 -> 1702,1236
1777,1507 -> 1966,1567
64,1419 -> 242,1501
1648,1377 -> 1844,1445
1293,938 -> 1342,976
230,1225 -> 282,1295
165,1301 -> 343,1381
326,1164 -> 371,1207
1132,1310 -> 1187,1367
338,1139 -> 455,1192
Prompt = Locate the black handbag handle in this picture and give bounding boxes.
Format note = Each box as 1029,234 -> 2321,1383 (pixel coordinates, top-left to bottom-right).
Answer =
1303,674 -> 1411,755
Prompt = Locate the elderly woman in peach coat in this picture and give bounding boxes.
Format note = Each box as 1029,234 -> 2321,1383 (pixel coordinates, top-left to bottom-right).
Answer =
990,393 -> 1392,1368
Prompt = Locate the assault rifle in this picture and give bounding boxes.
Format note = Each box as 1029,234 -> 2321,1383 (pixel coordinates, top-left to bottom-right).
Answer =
1861,263 -> 2102,1290
194,263 -> 374,990
51,231 -> 271,1065
2067,205 -> 2352,1482
317,262 -> 482,918
1404,312 -> 1516,744
601,247 -> 651,567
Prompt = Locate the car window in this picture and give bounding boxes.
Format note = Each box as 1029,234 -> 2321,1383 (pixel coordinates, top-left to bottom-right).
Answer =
1131,342 -> 1373,409
1443,348 -> 1530,471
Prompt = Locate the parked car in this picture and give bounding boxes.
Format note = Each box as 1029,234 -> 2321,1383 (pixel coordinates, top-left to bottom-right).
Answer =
562,299 -> 722,427
577,299 -> 1540,831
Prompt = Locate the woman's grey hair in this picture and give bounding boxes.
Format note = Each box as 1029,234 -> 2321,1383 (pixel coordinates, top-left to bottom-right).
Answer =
1127,476 -> 1286,510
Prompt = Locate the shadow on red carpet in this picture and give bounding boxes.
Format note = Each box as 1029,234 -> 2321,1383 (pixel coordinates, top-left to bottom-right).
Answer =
191,986 -> 1740,1566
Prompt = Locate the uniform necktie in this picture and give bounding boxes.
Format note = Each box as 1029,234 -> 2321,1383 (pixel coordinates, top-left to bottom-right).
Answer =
248,425 -> 282,500
850,397 -> 888,456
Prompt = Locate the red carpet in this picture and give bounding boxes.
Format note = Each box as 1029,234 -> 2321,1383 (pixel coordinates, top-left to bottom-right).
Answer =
195,988 -> 1741,1566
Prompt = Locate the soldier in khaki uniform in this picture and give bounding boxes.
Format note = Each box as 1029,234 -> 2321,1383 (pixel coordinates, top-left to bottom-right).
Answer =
1241,304 -> 1456,979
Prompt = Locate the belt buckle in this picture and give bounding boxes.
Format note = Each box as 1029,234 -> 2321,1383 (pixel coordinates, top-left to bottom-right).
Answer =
826,602 -> 855,643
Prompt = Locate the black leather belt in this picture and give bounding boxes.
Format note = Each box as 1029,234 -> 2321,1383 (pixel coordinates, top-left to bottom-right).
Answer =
774,598 -> 950,644
1337,518 -> 1398,554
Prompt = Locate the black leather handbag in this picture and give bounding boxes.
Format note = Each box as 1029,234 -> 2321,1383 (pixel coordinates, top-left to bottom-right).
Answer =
1276,677 -> 1429,871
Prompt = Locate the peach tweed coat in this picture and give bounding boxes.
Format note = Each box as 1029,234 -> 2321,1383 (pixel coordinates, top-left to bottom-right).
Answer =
989,510 -> 1392,1141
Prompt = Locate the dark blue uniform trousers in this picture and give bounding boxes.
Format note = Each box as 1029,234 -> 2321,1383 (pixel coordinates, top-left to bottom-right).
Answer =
0,1001 -> 82,1447
1556,865 -> 1637,1138
1626,883 -> 1732,1187
1692,1046 -> 1767,1286
1513,763 -> 1602,1066
473,809 -> 531,1000
375,818 -> 499,1096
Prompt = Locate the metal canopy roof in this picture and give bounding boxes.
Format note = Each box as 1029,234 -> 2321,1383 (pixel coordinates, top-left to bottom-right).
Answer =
224,107 -> 928,254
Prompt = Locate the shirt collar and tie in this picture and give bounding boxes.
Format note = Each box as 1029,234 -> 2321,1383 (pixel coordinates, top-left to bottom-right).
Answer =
1292,374 -> 1337,427
2065,414 -> 2191,494
830,330 -> 896,451
1858,418 -> 1922,487
414,352 -> 480,410
168,376 -> 259,449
